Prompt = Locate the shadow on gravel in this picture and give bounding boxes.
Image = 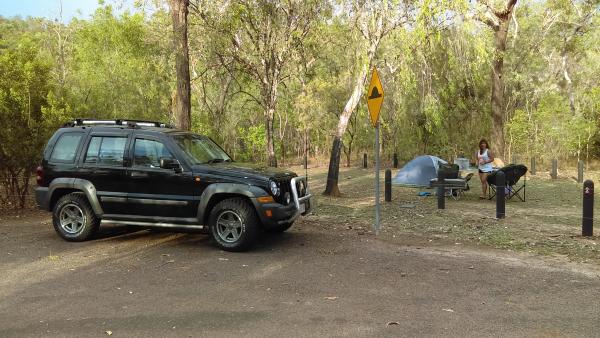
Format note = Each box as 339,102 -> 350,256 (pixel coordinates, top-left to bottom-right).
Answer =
93,224 -> 144,240
90,221 -> 309,253
253,231 -> 310,252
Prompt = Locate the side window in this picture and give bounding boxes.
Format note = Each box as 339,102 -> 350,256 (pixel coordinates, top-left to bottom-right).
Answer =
49,133 -> 83,163
133,139 -> 173,168
85,136 -> 127,166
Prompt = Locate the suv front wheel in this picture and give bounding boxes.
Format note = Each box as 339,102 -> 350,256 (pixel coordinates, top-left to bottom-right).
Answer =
208,198 -> 259,252
52,192 -> 100,241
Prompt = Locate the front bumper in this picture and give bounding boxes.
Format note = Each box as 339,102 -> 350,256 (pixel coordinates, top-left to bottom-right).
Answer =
253,176 -> 312,228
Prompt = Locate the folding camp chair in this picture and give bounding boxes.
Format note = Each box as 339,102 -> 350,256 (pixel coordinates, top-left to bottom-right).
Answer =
487,164 -> 528,201
429,164 -> 474,200
446,172 -> 474,200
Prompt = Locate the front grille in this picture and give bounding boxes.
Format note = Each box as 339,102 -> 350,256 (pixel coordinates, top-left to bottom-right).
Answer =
295,179 -> 307,198
274,178 -> 292,205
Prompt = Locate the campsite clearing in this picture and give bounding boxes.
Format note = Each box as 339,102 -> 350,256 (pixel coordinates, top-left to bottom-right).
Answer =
309,165 -> 600,265
2,164 -> 598,264
2,164 -> 600,336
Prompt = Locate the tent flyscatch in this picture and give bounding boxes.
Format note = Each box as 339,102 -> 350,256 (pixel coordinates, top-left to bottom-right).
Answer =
392,155 -> 448,187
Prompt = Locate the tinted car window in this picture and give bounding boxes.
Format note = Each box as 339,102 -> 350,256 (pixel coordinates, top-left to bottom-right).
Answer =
49,133 -> 83,163
173,134 -> 231,164
134,139 -> 173,168
85,136 -> 127,166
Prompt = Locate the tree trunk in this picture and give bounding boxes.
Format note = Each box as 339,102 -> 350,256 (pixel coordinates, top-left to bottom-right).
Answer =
323,5 -> 387,196
265,105 -> 277,167
263,87 -> 278,167
280,141 -> 285,167
345,142 -> 352,168
261,67 -> 279,167
324,65 -> 369,196
485,0 -> 517,159
170,0 -> 191,130
562,54 -> 576,115
490,19 -> 509,159
324,137 -> 344,196
304,129 -> 309,166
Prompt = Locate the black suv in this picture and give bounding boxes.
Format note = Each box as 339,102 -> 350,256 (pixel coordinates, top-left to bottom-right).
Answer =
35,119 -> 312,251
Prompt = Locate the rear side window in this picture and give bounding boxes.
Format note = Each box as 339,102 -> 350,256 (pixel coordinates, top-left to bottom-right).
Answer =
49,133 -> 83,163
85,136 -> 127,166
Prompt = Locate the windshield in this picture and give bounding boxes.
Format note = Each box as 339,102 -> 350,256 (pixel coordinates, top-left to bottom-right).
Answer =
173,134 -> 232,164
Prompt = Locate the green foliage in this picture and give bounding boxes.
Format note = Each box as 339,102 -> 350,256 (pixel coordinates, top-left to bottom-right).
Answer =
67,6 -> 171,120
1,0 -> 600,208
236,125 -> 267,162
0,29 -> 52,207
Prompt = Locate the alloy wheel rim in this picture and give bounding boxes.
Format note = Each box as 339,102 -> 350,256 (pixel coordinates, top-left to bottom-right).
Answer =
216,210 -> 243,243
59,203 -> 86,234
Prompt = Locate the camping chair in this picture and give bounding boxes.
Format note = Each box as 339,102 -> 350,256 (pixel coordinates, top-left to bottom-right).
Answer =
487,164 -> 528,201
429,164 -> 474,200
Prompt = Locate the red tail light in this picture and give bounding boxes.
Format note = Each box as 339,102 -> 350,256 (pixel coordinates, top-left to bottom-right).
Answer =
36,166 -> 46,186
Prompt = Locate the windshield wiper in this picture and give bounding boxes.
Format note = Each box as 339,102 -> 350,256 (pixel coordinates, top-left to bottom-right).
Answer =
206,158 -> 225,164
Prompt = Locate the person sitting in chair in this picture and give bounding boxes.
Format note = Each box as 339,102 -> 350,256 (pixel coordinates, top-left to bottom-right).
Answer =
475,139 -> 494,199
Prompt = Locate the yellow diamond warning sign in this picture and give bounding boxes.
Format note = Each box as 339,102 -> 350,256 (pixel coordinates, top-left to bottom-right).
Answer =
367,67 -> 384,127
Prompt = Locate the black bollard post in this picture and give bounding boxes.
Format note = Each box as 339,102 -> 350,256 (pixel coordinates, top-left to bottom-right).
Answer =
385,169 -> 392,202
551,159 -> 558,179
393,153 -> 398,169
578,160 -> 584,184
582,180 -> 594,237
363,153 -> 368,169
437,169 -> 445,210
531,157 -> 536,175
496,171 -> 506,219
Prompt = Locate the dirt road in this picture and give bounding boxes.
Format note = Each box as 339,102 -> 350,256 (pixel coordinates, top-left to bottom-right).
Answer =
1,211 -> 599,337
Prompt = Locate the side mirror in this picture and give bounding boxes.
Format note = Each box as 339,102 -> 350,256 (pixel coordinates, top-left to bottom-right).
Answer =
160,158 -> 182,173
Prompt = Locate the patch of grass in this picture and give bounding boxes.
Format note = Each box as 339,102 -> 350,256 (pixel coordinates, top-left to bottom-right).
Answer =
296,165 -> 600,264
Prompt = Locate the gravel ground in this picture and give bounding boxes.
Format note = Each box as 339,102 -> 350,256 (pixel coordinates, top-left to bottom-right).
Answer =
1,210 -> 600,337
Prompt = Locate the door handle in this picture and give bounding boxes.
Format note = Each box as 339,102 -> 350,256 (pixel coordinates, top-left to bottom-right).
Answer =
130,172 -> 148,178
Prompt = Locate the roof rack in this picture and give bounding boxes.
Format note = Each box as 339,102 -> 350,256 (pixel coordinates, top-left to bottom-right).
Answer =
64,119 -> 173,129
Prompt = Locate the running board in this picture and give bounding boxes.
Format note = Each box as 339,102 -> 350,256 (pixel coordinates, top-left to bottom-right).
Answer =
101,219 -> 206,230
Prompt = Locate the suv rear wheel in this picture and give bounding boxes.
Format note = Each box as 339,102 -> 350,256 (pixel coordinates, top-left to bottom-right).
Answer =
52,192 -> 99,241
208,198 -> 259,252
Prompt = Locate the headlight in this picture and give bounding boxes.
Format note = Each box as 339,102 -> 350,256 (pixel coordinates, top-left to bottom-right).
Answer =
270,180 -> 280,196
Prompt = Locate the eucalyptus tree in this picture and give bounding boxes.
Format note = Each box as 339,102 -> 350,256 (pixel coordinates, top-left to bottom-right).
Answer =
475,0 -> 518,158
193,0 -> 329,167
323,0 -> 414,196
169,0 -> 192,130
503,0 -> 599,162
548,0 -> 598,115
68,7 -> 171,120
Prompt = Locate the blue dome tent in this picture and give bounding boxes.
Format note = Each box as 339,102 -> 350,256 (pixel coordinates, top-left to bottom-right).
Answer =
392,155 -> 447,187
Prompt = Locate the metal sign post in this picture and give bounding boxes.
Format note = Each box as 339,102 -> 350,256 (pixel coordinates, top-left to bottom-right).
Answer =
367,67 -> 384,234
375,122 -> 380,234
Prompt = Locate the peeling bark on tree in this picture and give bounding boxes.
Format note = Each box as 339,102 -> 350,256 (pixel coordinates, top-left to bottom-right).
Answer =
170,0 -> 191,131
262,76 -> 279,167
490,18 -> 509,159
481,0 -> 517,159
324,35 -> 381,196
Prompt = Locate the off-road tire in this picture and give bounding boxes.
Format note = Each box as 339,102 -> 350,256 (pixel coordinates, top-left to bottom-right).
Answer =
265,222 -> 294,234
208,198 -> 259,252
52,192 -> 100,242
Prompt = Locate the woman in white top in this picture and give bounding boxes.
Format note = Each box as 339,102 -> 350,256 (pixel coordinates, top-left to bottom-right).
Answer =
475,139 -> 494,199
